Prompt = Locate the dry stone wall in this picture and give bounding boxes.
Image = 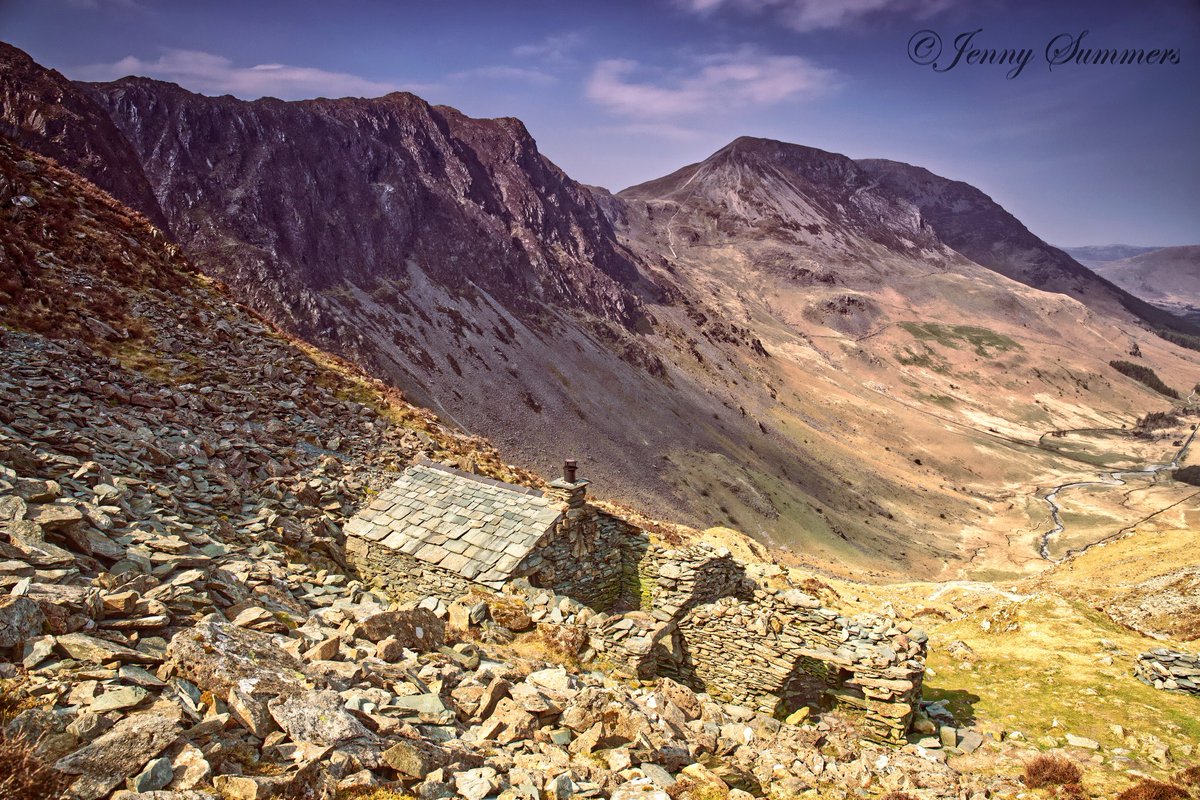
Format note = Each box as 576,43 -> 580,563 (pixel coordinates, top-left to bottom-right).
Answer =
634,542 -> 746,615
1135,648 -> 1200,695
588,610 -> 678,678
519,508 -> 630,610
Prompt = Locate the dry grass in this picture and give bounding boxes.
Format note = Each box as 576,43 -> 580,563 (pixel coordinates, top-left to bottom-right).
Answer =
0,731 -> 72,800
500,624 -> 590,670
0,138 -> 189,349
1176,767 -> 1200,788
485,595 -> 534,632
665,777 -> 726,800
0,678 -> 38,726
1023,754 -> 1082,789
335,787 -> 416,800
1115,779 -> 1190,800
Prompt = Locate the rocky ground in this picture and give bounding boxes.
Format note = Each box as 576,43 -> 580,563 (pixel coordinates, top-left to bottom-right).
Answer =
1,128 -> 1198,800
0,315 -> 1009,800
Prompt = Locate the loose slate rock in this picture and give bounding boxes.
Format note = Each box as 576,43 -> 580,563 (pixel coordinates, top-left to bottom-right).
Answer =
58,632 -> 156,664
56,701 -> 184,800
92,686 -> 151,712
128,756 -> 174,793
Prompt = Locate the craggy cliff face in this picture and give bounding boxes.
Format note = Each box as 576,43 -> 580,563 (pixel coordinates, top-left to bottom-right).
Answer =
84,79 -> 648,332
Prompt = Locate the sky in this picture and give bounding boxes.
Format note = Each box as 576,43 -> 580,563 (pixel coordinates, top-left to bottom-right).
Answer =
1,0 -> 1197,246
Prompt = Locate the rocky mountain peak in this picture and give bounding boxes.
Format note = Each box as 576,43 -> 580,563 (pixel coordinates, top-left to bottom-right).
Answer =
620,137 -> 939,256
78,74 -> 649,331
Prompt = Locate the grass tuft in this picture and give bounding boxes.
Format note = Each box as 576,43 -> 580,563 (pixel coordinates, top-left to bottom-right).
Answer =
0,731 -> 72,800
1023,754 -> 1082,789
1115,779 -> 1190,800
335,789 -> 416,800
0,678 -> 38,726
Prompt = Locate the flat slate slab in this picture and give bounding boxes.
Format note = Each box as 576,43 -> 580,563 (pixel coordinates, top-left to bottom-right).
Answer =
345,460 -> 561,587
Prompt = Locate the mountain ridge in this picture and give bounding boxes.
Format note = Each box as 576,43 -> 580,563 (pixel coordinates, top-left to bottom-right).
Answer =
1061,243 -> 1165,267
858,156 -> 1200,338
3,42 -> 1199,580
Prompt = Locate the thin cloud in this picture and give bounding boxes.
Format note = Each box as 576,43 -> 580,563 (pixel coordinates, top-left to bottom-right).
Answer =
599,122 -> 702,141
449,66 -> 557,86
74,49 -> 420,100
513,32 -> 585,66
674,0 -> 959,32
586,48 -> 838,120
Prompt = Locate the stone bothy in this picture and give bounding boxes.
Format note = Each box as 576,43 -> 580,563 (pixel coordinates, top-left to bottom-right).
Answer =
344,458 -> 927,744
346,459 -> 626,607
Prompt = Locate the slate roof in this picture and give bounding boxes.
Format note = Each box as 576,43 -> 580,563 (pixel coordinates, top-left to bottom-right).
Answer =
344,459 -> 563,587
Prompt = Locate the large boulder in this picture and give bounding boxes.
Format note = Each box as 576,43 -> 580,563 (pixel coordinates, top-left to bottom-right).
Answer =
164,614 -> 307,737
381,738 -> 454,778
655,677 -> 703,721
163,614 -> 306,697
381,738 -> 482,779
55,701 -> 184,800
353,607 -> 445,650
267,690 -> 373,746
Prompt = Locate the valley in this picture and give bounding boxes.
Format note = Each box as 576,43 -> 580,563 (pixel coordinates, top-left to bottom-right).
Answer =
1036,415 -> 1198,562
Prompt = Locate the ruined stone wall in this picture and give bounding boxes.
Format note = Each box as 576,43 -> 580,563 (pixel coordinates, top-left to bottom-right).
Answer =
672,587 -> 926,744
586,612 -> 678,678
1136,648 -> 1200,695
346,536 -> 479,601
633,542 -> 746,615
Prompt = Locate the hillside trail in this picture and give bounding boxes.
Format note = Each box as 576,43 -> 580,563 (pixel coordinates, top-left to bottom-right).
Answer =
1037,390 -> 1199,562
664,163 -> 709,259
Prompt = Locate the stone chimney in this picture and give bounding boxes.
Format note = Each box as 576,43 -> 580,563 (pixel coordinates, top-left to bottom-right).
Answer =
546,458 -> 589,509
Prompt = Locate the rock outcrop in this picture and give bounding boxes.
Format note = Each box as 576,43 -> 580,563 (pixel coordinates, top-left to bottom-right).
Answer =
0,42 -> 167,229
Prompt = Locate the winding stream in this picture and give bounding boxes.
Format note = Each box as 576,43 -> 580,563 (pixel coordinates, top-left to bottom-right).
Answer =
1038,415 -> 1198,561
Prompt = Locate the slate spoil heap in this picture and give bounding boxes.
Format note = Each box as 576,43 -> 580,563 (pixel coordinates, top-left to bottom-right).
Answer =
0,139 -> 1013,799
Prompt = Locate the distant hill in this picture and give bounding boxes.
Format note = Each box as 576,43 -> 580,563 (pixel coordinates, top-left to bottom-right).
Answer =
1092,245 -> 1200,323
1061,244 -> 1163,268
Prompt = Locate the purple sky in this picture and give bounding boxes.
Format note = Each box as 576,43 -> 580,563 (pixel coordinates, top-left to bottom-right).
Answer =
2,0 -> 1197,246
